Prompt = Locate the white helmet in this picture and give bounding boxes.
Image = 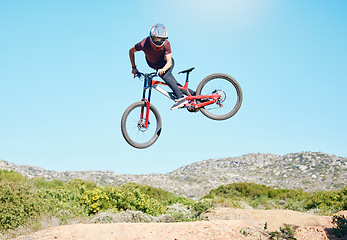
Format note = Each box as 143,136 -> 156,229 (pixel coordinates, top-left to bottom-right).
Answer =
149,23 -> 168,47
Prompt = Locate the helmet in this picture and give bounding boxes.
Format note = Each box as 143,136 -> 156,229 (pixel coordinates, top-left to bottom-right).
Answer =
149,23 -> 168,47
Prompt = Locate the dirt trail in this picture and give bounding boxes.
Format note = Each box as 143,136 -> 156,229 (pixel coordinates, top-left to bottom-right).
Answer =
203,208 -> 333,231
16,209 -> 347,240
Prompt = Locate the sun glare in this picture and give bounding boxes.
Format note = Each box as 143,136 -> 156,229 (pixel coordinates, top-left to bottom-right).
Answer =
167,0 -> 276,29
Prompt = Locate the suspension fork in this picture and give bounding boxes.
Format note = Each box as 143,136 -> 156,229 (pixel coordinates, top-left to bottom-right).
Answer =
140,76 -> 153,128
139,99 -> 151,128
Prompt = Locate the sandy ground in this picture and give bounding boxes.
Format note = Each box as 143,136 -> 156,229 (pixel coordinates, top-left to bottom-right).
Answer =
16,209 -> 347,240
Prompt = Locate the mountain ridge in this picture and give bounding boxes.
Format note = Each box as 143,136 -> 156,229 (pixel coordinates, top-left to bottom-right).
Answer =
1,152 -> 346,199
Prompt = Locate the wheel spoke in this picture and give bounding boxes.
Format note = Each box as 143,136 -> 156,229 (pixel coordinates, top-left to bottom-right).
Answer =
126,106 -> 156,144
200,79 -> 237,115
121,101 -> 162,148
196,73 -> 242,120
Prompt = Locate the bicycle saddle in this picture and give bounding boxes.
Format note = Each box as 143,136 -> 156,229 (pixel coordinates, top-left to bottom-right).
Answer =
178,67 -> 195,74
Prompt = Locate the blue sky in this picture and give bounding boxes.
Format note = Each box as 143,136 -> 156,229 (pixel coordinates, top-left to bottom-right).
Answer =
1,0 -> 346,174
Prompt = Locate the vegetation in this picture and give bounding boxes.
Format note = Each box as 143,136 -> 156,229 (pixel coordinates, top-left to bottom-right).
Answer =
1,169 -> 347,239
203,182 -> 347,215
332,214 -> 347,238
268,225 -> 297,240
264,223 -> 296,240
0,181 -> 46,231
0,170 -> 211,238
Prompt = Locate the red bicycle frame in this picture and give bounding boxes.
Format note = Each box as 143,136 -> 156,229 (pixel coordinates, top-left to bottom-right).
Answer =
137,71 -> 221,127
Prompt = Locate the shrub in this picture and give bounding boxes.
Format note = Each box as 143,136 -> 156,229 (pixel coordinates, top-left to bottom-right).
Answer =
0,182 -> 46,232
92,210 -> 160,224
81,187 -> 110,215
31,178 -> 64,189
0,170 -> 27,183
38,187 -> 88,220
204,182 -> 278,200
166,204 -> 193,221
163,195 -> 195,206
67,179 -> 96,189
305,191 -> 344,213
121,182 -> 174,202
340,186 -> 347,210
268,225 -> 296,240
192,200 -> 212,216
203,182 -> 315,212
113,188 -> 166,216
332,214 -> 347,238
79,186 -> 166,216
112,210 -> 156,223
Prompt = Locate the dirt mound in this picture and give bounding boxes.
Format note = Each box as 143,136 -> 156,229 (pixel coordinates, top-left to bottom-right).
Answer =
16,208 -> 341,240
16,220 -> 261,240
203,208 -> 333,231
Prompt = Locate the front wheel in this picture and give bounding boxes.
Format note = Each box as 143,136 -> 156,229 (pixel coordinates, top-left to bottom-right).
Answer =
196,73 -> 243,120
121,101 -> 162,149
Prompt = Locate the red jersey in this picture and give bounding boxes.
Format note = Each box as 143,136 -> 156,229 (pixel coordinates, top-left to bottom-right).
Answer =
134,37 -> 172,70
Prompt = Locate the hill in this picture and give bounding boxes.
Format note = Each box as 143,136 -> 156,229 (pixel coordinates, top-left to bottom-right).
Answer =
1,152 -> 346,199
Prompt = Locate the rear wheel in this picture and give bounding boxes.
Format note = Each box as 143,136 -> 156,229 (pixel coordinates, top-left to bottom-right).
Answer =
196,73 -> 242,120
121,101 -> 162,149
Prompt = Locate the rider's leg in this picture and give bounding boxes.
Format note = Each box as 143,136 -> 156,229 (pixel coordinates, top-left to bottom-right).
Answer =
160,59 -> 196,98
160,60 -> 189,110
177,83 -> 196,96
160,59 -> 184,99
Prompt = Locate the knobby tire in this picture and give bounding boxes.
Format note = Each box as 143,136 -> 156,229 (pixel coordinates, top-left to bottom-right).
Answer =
121,101 -> 162,149
196,73 -> 243,120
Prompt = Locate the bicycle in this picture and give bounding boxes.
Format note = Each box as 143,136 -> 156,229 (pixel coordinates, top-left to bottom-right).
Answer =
121,67 -> 243,149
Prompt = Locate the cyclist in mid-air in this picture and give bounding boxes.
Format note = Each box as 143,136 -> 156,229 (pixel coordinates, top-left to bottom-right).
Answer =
129,23 -> 192,110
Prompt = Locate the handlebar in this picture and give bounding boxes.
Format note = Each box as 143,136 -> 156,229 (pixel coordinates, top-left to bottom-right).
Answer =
135,71 -> 157,79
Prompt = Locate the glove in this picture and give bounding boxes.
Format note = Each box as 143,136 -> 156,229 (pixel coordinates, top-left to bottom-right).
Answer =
132,66 -> 138,76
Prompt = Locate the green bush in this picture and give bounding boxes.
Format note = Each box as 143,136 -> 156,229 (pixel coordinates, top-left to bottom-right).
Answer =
121,182 -> 174,202
105,186 -> 166,216
31,177 -> 64,189
163,195 -> 195,206
203,182 -> 312,211
38,187 -> 88,219
37,183 -> 168,217
340,186 -> 347,210
332,215 -> 347,238
192,200 -> 212,216
332,214 -> 347,238
268,225 -> 297,240
67,179 -> 96,189
0,182 -> 46,232
81,187 -> 110,215
204,182 -> 277,200
305,190 -> 345,214
0,170 -> 27,183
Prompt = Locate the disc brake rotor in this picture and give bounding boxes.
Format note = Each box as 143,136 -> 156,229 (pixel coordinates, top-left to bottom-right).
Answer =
216,90 -> 226,103
137,120 -> 149,132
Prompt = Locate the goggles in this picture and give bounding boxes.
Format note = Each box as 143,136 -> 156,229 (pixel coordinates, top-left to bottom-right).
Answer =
151,36 -> 167,46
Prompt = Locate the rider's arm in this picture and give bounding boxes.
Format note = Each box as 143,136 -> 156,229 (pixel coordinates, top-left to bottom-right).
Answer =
129,46 -> 138,74
158,54 -> 172,76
